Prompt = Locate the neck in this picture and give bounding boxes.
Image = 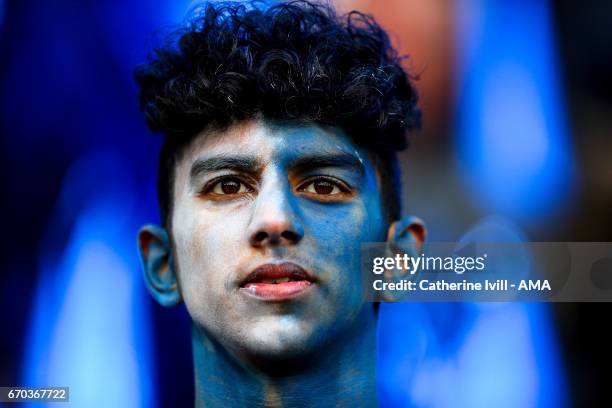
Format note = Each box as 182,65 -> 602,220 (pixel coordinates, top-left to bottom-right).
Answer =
191,311 -> 379,408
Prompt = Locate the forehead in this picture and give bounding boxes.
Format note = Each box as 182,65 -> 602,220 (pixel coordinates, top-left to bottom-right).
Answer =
180,120 -> 369,165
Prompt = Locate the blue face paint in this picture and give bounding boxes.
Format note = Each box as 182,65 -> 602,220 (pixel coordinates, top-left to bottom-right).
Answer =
160,119 -> 390,406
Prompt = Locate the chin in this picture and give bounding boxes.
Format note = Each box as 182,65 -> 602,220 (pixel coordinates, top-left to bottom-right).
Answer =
238,316 -> 322,361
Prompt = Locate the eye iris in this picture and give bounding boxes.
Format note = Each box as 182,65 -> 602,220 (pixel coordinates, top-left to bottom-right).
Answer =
220,180 -> 240,194
313,180 -> 334,194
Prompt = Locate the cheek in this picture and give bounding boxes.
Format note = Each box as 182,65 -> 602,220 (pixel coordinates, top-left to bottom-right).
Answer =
304,196 -> 385,257
303,197 -> 384,292
297,203 -> 374,331
171,203 -> 250,312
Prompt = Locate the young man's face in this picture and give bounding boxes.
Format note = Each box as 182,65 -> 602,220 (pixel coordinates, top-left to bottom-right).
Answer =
169,120 -> 388,360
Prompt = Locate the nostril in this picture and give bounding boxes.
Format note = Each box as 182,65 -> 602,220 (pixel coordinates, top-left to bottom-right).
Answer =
254,231 -> 268,243
281,230 -> 299,243
251,229 -> 301,246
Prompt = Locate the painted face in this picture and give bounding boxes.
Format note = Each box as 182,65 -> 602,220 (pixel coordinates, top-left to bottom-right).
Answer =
170,120 -> 387,361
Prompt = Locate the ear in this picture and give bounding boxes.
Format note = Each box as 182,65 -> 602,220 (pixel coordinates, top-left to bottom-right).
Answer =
377,216 -> 427,301
137,224 -> 182,307
387,215 -> 427,252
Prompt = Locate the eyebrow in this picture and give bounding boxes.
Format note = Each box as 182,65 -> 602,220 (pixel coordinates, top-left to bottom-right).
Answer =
189,154 -> 262,179
290,152 -> 364,175
189,151 -> 364,182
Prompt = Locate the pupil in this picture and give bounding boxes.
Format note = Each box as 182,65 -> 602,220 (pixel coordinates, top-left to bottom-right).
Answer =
314,181 -> 334,194
221,180 -> 240,194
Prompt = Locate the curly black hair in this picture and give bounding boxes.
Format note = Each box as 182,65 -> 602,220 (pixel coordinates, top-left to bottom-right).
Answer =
134,0 -> 420,226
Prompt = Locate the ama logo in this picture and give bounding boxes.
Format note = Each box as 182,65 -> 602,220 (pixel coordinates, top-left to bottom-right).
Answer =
518,280 -> 551,291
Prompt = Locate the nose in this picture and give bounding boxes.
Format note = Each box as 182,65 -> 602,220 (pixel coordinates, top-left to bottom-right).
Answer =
248,180 -> 304,248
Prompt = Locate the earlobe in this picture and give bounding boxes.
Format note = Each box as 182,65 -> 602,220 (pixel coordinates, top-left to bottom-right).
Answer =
137,224 -> 182,307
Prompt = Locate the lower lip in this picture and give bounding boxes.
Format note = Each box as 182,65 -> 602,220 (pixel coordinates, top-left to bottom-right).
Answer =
242,280 -> 312,300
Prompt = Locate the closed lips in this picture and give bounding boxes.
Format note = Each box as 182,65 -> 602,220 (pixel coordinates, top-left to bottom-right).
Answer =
240,262 -> 314,286
240,262 -> 315,300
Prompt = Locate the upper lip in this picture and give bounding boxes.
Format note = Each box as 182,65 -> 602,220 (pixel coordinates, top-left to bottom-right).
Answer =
240,262 -> 315,286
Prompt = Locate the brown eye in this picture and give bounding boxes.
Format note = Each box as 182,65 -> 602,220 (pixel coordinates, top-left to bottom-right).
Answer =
300,179 -> 343,195
313,180 -> 335,195
211,179 -> 250,195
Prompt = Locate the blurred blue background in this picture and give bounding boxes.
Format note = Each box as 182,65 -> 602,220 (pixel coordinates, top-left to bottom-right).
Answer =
1,0 -> 611,407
